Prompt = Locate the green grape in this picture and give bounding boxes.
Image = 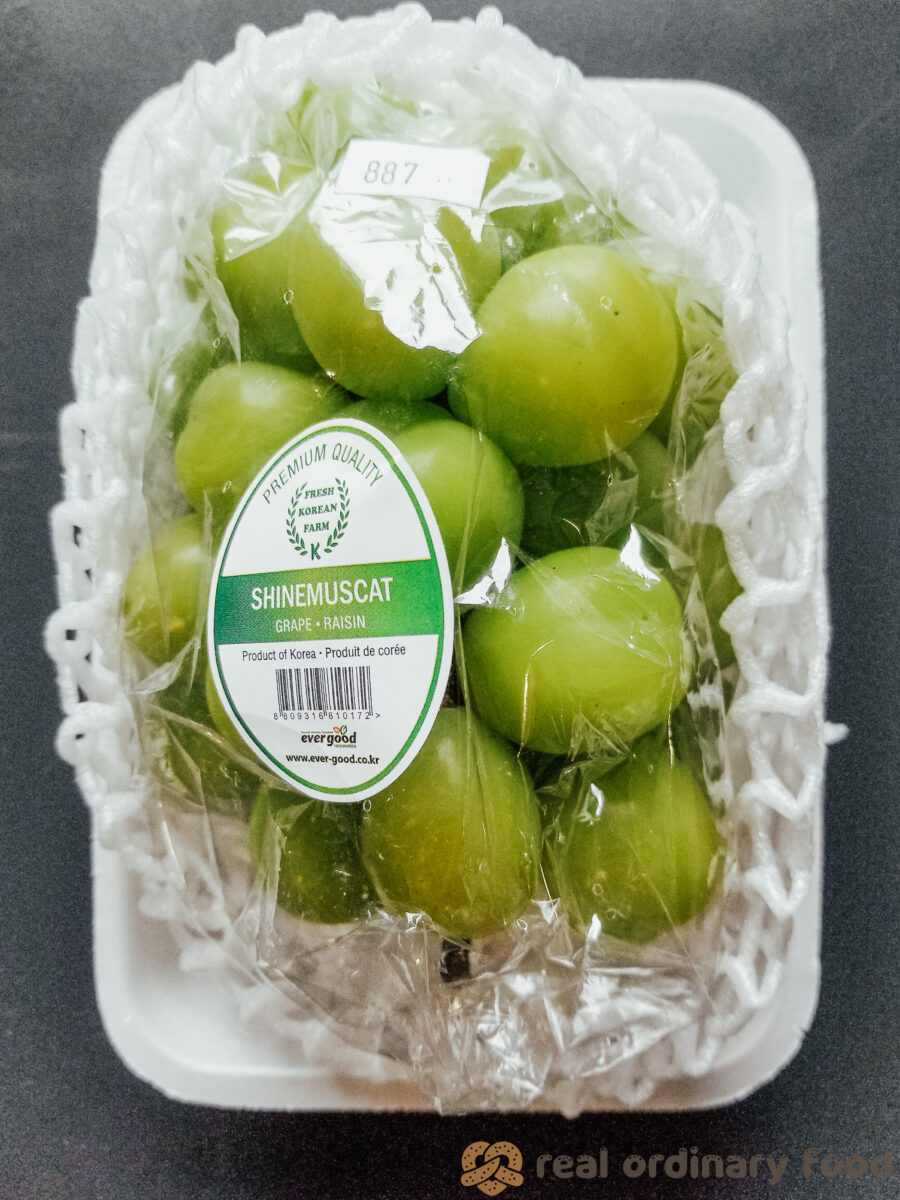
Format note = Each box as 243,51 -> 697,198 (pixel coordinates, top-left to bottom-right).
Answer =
122,514 -> 211,664
336,394 -> 453,438
153,709 -> 264,822
462,544 -> 686,755
533,194 -> 613,253
250,785 -> 375,924
519,459 -> 618,559
519,429 -> 672,560
599,429 -> 675,571
602,523 -> 669,573
650,295 -> 735,455
204,664 -> 248,754
137,667 -> 266,821
624,429 -> 673,537
213,219 -> 319,374
482,143 -> 526,191
149,645 -> 209,716
174,362 -> 345,520
287,192 -> 501,403
691,523 -> 742,668
334,395 -> 521,591
450,245 -> 679,466
391,419 -> 524,593
211,155 -> 319,372
483,144 -> 610,266
480,144 -> 536,268
543,736 -> 723,943
165,317 -> 236,439
435,206 -> 502,309
288,217 -> 447,403
360,708 -> 541,940
648,332 -> 688,445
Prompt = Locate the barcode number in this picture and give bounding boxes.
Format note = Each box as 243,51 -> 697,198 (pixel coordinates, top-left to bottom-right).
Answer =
276,665 -> 374,715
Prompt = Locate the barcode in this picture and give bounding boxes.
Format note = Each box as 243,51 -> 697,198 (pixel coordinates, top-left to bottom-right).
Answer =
275,666 -> 374,715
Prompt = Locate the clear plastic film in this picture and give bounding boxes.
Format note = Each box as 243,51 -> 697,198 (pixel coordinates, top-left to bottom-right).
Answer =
50,6 -> 826,1113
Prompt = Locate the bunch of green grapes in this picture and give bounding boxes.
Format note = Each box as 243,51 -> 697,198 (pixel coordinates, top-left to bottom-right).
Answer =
121,94 -> 739,941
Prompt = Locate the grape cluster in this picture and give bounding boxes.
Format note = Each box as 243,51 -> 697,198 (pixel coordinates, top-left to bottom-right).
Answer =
122,94 -> 739,946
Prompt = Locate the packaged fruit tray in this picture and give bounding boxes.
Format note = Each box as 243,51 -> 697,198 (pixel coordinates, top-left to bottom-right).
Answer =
47,8 -> 830,1113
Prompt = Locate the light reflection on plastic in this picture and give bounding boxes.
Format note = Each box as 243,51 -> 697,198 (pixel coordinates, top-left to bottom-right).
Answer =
619,524 -> 660,582
589,783 -> 606,819
454,538 -> 514,605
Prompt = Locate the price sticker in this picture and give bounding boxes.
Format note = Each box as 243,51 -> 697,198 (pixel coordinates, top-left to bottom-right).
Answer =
335,139 -> 490,208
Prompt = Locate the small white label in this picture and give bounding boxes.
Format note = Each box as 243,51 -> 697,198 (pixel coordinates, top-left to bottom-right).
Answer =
207,419 -> 454,802
334,138 -> 490,208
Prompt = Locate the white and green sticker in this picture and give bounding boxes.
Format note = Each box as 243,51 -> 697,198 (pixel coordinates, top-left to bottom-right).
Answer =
207,418 -> 453,802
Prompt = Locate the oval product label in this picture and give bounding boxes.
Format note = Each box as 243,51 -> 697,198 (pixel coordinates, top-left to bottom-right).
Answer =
207,418 -> 454,802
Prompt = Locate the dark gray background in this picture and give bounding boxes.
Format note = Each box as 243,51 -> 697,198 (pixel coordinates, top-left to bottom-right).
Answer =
2,1 -> 898,1197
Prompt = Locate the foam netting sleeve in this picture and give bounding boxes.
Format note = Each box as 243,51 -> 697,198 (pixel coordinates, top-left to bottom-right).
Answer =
46,5 -> 830,1112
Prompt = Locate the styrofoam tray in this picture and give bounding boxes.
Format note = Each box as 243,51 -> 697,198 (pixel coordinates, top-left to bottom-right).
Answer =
91,77 -> 825,1110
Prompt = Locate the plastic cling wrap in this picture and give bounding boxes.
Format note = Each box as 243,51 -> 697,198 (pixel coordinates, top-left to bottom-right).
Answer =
48,7 -> 829,1113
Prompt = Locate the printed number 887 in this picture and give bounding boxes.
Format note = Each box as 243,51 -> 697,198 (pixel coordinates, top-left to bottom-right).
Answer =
364,160 -> 418,185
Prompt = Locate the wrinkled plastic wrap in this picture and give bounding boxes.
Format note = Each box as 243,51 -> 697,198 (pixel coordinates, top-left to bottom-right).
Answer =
47,6 -> 829,1113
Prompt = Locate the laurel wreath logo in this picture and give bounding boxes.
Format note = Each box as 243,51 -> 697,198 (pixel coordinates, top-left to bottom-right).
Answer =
324,479 -> 350,552
285,489 -> 307,556
286,478 -> 349,559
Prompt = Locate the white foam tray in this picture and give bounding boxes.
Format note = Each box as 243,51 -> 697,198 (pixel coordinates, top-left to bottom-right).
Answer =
91,77 -> 825,1111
